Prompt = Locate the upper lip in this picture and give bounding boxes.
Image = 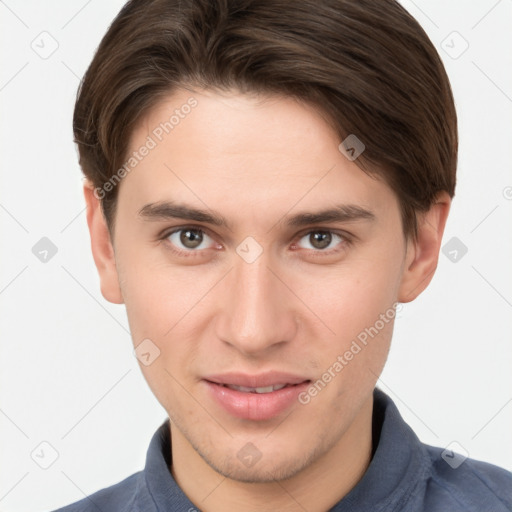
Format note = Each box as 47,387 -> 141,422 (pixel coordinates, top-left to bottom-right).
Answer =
204,372 -> 310,388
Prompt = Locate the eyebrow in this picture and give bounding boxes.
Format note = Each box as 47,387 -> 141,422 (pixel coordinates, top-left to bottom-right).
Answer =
138,201 -> 376,229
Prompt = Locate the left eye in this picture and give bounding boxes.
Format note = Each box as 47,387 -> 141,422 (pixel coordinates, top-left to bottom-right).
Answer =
296,230 -> 344,251
167,228 -> 215,251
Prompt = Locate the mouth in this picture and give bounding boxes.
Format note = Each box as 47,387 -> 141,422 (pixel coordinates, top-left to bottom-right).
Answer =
203,373 -> 311,421
217,383 -> 294,394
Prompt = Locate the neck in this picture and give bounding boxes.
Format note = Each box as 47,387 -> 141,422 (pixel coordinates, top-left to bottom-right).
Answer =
170,394 -> 374,512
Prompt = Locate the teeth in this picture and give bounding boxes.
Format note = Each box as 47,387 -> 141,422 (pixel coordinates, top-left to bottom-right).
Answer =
267,384 -> 287,392
226,383 -> 288,393
255,386 -> 274,394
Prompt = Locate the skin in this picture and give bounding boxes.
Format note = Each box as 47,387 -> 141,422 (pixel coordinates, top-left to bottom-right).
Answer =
84,88 -> 450,511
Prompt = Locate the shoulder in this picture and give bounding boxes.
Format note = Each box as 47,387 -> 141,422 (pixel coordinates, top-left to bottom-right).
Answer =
51,471 -> 148,512
422,444 -> 512,511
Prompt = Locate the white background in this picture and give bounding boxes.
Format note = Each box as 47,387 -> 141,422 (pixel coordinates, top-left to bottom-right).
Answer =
0,0 -> 511,510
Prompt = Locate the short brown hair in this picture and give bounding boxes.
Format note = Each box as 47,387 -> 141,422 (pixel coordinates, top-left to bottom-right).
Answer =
73,0 -> 457,238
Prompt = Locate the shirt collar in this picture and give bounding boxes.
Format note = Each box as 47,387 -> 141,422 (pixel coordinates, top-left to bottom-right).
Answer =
330,388 -> 429,511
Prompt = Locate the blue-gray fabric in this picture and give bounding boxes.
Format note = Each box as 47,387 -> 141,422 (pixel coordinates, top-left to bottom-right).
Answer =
53,389 -> 512,511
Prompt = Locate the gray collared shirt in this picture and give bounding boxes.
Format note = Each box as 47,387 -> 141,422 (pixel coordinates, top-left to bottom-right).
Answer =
53,388 -> 512,511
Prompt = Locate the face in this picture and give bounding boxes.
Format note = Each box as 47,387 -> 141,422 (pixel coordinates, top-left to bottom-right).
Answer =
94,88 -> 434,483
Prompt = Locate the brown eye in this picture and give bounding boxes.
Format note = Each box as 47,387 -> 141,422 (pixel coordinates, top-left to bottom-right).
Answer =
180,229 -> 203,248
309,231 -> 332,249
296,230 -> 345,251
167,228 -> 213,251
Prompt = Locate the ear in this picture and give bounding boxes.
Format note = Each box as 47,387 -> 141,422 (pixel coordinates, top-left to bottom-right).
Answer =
398,191 -> 451,303
83,182 -> 124,304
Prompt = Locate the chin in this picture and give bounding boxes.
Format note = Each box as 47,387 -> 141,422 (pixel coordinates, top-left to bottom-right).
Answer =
195,437 -> 327,484
205,454 -> 311,483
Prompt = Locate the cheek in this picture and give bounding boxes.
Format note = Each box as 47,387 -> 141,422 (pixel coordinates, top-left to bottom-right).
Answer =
294,244 -> 404,385
119,264 -> 200,413
118,249 -> 202,340
300,250 -> 403,336
117,254 -> 212,389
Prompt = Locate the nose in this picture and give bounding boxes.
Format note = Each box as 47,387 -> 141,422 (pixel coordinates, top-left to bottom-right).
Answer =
215,251 -> 298,357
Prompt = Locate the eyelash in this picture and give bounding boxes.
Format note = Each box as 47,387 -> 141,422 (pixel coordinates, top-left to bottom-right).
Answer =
159,225 -> 352,259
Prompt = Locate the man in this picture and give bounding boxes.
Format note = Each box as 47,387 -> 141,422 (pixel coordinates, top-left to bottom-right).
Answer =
55,0 -> 512,510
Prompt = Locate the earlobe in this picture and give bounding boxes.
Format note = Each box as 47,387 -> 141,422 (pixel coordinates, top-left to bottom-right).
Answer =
83,182 -> 124,304
398,192 -> 451,303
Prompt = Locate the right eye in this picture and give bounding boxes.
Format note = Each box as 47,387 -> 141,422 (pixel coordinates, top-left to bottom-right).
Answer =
165,227 -> 217,253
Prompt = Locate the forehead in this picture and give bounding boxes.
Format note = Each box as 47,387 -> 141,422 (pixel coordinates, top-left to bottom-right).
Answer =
118,88 -> 399,226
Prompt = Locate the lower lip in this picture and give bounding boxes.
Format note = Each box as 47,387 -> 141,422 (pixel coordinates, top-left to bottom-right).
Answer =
204,380 -> 310,421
